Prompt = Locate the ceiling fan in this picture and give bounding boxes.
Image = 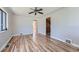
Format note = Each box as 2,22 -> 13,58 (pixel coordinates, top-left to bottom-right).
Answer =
29,7 -> 43,15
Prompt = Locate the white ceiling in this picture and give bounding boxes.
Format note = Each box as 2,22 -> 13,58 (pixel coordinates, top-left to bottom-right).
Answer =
10,7 -> 61,17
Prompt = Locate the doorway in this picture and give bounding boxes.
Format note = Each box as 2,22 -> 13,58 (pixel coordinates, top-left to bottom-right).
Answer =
46,17 -> 51,37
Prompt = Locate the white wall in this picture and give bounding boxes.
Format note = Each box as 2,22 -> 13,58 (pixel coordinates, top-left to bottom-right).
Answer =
12,15 -> 34,35
0,7 -> 13,51
49,7 -> 79,46
12,15 -> 46,35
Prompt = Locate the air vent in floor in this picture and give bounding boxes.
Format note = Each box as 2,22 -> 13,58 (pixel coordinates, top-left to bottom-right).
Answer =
66,40 -> 71,44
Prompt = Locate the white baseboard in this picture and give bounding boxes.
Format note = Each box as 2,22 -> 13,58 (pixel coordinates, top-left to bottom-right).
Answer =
72,43 -> 79,48
12,33 -> 33,36
51,36 -> 79,48
0,35 -> 13,52
39,32 -> 46,35
51,36 -> 65,43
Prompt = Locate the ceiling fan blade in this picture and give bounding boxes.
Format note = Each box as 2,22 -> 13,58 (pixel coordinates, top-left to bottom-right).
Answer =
38,12 -> 43,14
35,12 -> 37,15
36,9 -> 43,11
38,9 -> 43,11
29,12 -> 34,14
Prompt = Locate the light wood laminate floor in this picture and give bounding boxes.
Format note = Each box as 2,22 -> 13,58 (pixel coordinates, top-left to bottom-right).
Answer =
2,34 -> 79,52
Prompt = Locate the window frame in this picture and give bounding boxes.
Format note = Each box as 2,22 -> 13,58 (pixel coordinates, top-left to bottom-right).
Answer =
0,8 -> 7,32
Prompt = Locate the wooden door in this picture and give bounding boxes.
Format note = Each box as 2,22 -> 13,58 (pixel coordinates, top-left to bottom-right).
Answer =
46,17 -> 51,37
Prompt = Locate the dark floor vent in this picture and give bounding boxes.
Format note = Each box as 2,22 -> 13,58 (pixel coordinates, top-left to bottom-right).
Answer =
66,40 -> 71,44
5,44 -> 9,48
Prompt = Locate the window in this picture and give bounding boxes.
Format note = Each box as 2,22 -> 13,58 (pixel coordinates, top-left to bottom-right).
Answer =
0,9 -> 7,31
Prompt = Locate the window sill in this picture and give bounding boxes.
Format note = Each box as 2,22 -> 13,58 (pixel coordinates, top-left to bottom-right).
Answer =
0,30 -> 7,33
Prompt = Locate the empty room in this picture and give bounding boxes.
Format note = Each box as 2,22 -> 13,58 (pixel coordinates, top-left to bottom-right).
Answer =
0,7 -> 79,52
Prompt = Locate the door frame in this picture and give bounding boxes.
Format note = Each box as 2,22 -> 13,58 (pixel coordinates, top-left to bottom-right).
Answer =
46,17 -> 51,37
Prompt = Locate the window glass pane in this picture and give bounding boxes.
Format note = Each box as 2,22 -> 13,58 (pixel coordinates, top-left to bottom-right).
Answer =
3,12 -> 6,30
0,10 -> 1,31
